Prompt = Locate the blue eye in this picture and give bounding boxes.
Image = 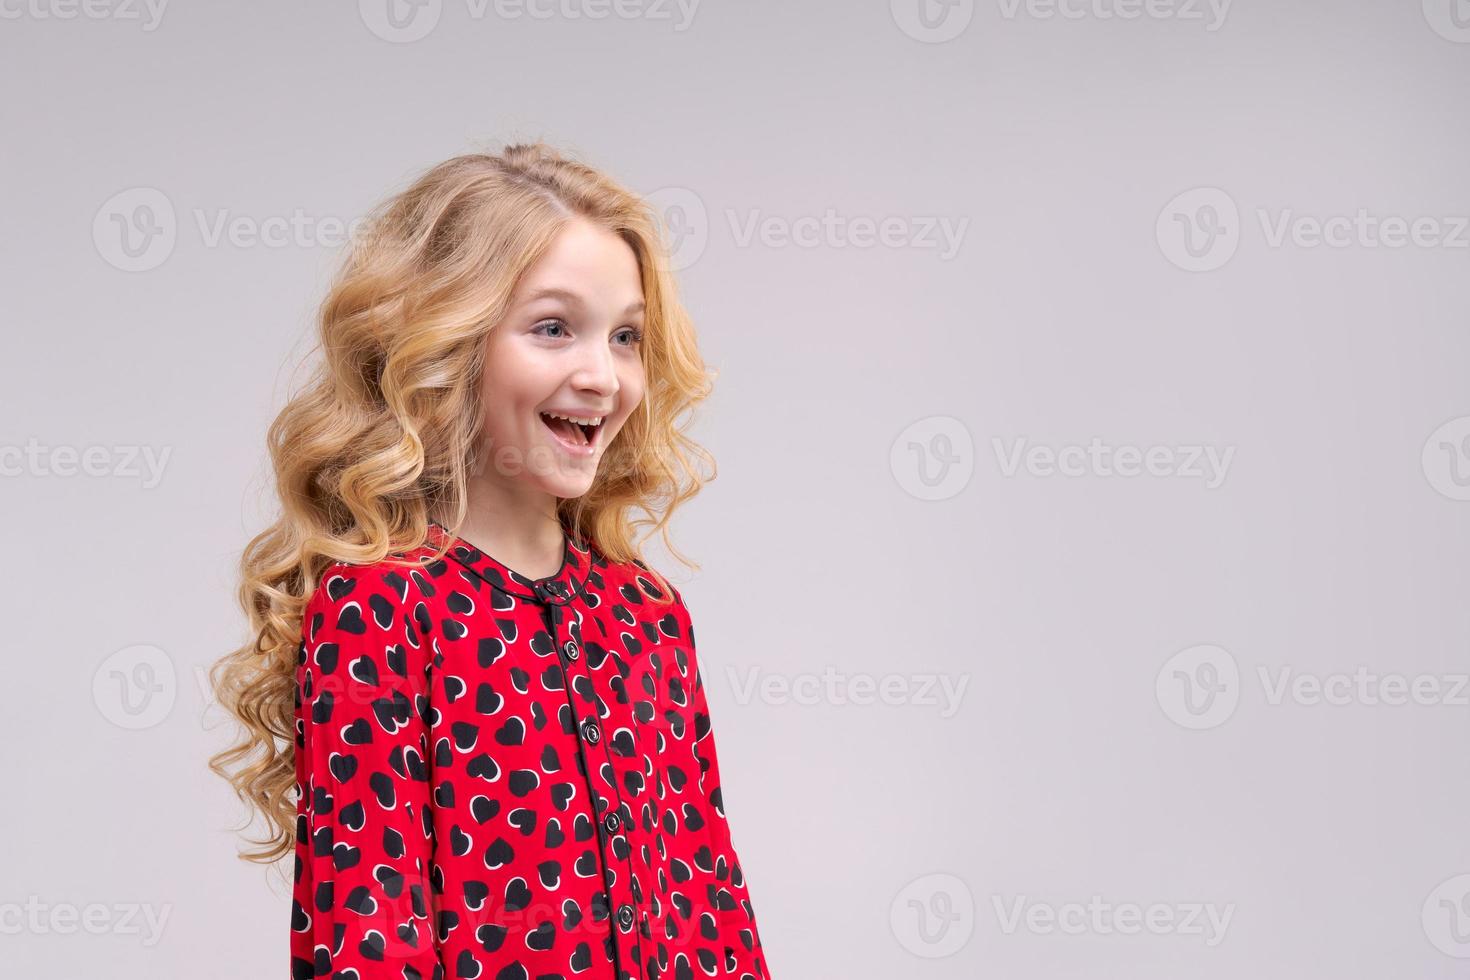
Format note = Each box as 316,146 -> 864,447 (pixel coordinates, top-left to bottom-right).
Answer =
532,319 -> 642,347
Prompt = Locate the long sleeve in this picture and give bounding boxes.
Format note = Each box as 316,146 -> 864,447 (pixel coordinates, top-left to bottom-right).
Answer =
675,589 -> 771,980
290,565 -> 443,980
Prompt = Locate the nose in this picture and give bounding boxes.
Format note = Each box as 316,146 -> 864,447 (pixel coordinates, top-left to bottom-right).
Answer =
571,332 -> 620,401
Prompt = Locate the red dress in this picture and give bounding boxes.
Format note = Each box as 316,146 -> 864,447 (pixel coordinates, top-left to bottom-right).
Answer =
290,521 -> 769,980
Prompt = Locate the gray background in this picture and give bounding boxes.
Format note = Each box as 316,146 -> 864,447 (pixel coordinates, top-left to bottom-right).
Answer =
3,0 -> 1469,977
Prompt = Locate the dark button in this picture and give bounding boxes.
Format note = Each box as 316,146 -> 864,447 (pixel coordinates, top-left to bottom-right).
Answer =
562,639 -> 579,661
617,903 -> 635,929
602,810 -> 621,834
581,719 -> 601,744
544,580 -> 565,596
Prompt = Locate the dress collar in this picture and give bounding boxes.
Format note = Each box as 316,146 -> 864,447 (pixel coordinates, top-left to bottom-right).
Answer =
426,519 -> 594,606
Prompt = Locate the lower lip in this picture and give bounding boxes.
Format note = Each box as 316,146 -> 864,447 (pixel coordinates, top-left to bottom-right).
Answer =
540,414 -> 601,458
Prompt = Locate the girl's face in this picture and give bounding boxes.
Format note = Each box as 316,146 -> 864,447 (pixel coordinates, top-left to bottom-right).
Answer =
477,217 -> 647,501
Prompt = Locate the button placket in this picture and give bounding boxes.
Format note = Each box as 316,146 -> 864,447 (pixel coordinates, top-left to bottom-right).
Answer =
540,592 -> 643,978
429,527 -> 669,976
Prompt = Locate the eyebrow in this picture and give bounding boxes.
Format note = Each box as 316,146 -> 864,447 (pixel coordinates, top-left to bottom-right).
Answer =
523,286 -> 645,317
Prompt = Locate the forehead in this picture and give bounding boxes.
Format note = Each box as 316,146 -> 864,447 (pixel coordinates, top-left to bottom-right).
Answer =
514,219 -> 644,310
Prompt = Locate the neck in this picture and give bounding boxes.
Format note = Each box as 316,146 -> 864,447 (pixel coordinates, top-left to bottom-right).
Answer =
445,474 -> 565,580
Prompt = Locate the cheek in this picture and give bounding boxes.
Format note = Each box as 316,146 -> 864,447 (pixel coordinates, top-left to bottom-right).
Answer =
615,386 -> 646,429
478,373 -> 518,429
619,362 -> 647,413
479,340 -> 543,426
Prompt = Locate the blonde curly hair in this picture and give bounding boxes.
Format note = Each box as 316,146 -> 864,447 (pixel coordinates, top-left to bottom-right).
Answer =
207,142 -> 715,874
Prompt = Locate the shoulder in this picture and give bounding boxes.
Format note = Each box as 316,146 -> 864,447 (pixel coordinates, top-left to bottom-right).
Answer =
302,552 -> 435,649
617,554 -> 687,609
591,553 -> 692,646
299,556 -> 437,707
611,557 -> 699,660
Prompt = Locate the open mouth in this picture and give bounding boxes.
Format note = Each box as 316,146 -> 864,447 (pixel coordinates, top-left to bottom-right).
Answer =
539,412 -> 603,457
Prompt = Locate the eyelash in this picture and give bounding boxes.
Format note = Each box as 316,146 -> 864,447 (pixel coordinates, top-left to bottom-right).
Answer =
533,319 -> 644,347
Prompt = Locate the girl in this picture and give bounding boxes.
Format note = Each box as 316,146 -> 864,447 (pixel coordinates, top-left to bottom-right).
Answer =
209,144 -> 770,980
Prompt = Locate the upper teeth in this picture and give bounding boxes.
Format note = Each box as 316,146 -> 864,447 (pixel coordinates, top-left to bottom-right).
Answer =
544,411 -> 603,426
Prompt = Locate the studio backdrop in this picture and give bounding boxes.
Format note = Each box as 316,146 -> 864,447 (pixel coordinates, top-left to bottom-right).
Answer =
4,2 -> 1469,978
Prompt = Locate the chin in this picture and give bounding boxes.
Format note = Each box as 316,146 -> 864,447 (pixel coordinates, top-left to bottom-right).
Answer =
540,473 -> 597,499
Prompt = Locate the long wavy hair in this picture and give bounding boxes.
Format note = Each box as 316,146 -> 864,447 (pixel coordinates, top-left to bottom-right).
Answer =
207,142 -> 716,873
